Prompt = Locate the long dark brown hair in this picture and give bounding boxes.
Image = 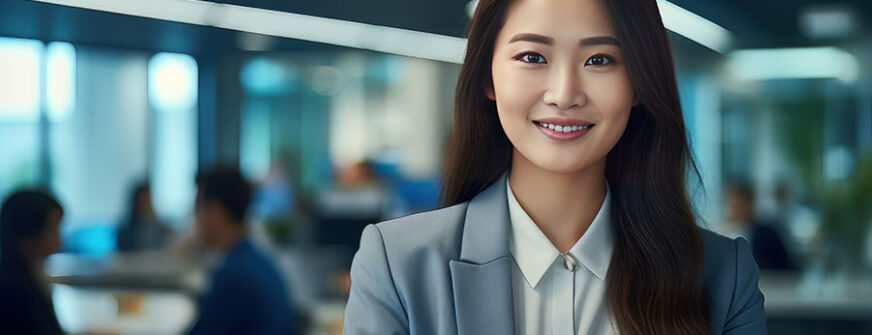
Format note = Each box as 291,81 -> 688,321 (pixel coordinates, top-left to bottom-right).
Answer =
441,0 -> 710,334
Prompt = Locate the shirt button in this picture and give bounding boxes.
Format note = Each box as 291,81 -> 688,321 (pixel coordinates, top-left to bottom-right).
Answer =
562,253 -> 577,272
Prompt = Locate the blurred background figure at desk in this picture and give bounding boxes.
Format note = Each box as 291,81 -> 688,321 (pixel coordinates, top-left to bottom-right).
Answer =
313,161 -> 395,253
116,181 -> 173,252
187,167 -> 296,335
721,179 -> 794,270
0,189 -> 65,335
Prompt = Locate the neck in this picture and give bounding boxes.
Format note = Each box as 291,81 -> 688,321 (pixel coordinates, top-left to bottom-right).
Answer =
508,150 -> 607,253
215,224 -> 247,252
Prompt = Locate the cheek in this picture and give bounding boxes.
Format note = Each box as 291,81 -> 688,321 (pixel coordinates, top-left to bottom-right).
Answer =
194,214 -> 208,235
197,210 -> 222,234
51,227 -> 62,249
491,61 -> 544,137
592,71 -> 633,111
46,234 -> 61,254
492,64 -> 542,107
588,74 -> 634,142
37,225 -> 62,256
197,215 -> 210,229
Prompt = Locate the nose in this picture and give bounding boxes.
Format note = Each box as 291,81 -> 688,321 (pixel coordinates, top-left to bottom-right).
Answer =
542,62 -> 587,110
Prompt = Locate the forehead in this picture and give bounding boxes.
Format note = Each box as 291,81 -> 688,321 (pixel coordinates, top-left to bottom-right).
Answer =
498,0 -> 617,42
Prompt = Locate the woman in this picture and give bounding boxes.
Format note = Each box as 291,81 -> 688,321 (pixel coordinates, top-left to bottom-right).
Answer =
343,0 -> 767,334
0,189 -> 66,335
117,182 -> 172,252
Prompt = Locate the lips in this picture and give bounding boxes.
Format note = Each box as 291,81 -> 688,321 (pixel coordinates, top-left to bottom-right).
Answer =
532,117 -> 595,128
532,121 -> 594,133
531,117 -> 595,141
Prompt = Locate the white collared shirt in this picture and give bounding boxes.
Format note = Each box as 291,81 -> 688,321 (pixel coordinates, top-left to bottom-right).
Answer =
506,179 -> 618,335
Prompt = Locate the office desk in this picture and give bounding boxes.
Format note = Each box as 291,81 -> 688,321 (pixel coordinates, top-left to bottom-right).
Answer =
44,251 -> 206,335
760,271 -> 872,334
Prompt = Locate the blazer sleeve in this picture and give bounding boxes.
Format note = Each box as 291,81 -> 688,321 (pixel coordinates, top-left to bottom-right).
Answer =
343,224 -> 410,335
722,237 -> 768,335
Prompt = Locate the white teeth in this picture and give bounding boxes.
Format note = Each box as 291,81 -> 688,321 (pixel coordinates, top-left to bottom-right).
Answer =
536,122 -> 593,132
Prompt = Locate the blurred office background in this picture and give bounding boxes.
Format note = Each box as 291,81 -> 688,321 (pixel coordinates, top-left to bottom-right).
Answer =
0,0 -> 870,334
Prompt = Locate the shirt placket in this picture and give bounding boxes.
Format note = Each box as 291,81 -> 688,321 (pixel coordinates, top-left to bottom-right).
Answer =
552,253 -> 576,335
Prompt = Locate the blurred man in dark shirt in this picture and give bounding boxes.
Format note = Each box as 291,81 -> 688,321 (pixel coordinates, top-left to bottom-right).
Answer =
187,168 -> 295,335
723,180 -> 793,270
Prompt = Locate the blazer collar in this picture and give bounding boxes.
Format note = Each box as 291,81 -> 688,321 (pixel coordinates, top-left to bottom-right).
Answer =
457,171 -> 513,264
450,171 -> 515,335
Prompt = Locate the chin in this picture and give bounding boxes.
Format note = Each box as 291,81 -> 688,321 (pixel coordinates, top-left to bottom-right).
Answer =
526,152 -> 600,175
539,161 -> 594,174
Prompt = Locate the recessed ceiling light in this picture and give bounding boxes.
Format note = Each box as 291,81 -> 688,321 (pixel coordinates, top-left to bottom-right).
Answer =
799,5 -> 857,40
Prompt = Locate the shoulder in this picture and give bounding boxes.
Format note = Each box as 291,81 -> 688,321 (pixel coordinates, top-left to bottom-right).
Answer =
370,202 -> 468,253
698,228 -> 737,259
0,270 -> 37,300
698,227 -> 756,278
0,273 -> 58,328
217,242 -> 285,293
352,202 -> 469,283
0,275 -> 28,305
698,228 -> 767,332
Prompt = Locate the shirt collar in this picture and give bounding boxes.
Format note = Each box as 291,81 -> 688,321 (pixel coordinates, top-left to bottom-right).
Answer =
506,178 -> 613,288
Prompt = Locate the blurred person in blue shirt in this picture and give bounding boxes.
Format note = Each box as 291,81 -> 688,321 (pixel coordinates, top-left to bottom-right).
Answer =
187,167 -> 295,335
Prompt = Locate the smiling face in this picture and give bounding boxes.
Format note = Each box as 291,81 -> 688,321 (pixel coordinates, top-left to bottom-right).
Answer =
489,0 -> 636,174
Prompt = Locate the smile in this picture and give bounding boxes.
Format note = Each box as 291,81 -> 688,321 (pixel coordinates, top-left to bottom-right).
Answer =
532,120 -> 595,141
533,121 -> 594,133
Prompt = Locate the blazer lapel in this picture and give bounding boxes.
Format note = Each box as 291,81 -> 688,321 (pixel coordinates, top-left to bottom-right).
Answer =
450,172 -> 515,335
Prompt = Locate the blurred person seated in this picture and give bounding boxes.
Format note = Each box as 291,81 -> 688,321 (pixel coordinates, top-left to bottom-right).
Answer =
314,161 -> 393,252
722,180 -> 794,270
0,189 -> 65,335
186,167 -> 296,335
251,161 -> 296,222
116,182 -> 172,252
773,182 -> 820,263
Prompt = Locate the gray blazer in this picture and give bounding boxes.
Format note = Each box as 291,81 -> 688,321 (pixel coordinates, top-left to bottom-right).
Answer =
343,174 -> 767,334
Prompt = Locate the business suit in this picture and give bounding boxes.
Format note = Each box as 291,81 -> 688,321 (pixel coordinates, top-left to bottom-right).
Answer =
343,173 -> 767,334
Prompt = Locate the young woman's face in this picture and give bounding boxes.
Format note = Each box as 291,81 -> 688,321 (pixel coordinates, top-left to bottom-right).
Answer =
21,209 -> 63,260
489,0 -> 636,174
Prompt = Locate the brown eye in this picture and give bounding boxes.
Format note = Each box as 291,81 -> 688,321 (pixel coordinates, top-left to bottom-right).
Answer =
516,52 -> 547,64
585,55 -> 614,66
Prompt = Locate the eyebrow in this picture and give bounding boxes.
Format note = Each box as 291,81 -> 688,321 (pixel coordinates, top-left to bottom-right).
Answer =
507,33 -> 620,47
